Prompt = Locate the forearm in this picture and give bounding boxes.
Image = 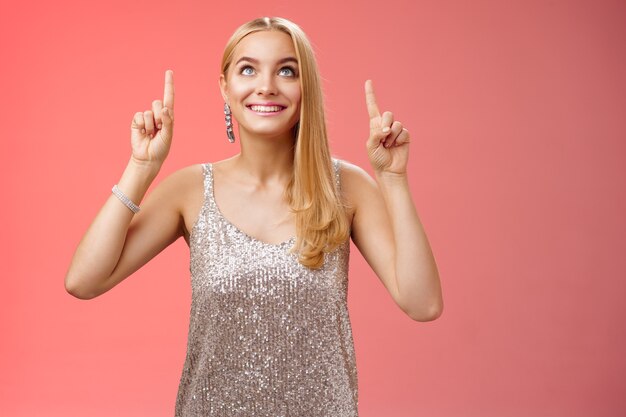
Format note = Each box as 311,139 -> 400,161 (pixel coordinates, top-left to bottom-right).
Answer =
375,171 -> 443,321
65,158 -> 160,297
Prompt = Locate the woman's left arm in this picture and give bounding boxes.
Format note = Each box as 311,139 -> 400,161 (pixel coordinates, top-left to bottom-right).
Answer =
345,80 -> 443,322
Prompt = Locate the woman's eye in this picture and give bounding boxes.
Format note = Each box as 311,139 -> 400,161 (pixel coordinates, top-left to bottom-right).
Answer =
279,67 -> 296,77
241,66 -> 255,75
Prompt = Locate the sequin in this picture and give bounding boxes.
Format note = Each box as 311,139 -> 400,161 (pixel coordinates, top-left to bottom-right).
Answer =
175,159 -> 359,416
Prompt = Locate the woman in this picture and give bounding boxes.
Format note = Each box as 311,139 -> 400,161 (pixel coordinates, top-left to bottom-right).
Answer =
66,16 -> 443,416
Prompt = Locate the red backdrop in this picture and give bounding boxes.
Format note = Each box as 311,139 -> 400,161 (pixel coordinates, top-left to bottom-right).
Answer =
1,0 -> 625,416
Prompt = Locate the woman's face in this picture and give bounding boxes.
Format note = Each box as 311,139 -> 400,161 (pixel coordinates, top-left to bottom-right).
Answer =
220,30 -> 302,141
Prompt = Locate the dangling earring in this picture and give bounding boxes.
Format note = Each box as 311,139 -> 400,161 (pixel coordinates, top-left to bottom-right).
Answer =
224,103 -> 235,143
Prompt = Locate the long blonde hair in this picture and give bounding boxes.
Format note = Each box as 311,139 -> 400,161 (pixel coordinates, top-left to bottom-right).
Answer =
220,17 -> 350,269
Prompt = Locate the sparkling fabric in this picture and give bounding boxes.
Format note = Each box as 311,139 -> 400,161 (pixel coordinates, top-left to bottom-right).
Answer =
175,159 -> 359,416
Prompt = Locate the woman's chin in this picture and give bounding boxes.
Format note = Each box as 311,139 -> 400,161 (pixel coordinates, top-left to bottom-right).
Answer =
239,125 -> 299,141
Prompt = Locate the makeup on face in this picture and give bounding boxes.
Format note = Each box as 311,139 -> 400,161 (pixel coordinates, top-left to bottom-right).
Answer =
224,31 -> 302,138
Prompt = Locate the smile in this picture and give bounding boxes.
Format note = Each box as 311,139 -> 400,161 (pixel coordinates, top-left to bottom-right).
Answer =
246,104 -> 286,114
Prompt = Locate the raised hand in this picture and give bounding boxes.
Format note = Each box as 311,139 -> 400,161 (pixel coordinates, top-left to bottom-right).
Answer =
365,80 -> 411,175
130,70 -> 175,166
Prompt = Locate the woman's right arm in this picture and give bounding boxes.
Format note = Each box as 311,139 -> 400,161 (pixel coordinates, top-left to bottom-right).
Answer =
65,70 -> 180,299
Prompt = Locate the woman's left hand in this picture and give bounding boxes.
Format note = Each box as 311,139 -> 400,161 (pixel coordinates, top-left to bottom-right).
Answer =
364,80 -> 411,175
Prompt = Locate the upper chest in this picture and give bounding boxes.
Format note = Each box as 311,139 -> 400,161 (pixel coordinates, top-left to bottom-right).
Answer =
181,163 -> 354,245
182,165 -> 295,245
213,176 -> 295,244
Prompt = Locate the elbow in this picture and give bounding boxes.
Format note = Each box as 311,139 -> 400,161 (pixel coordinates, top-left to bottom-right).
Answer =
64,273 -> 99,300
405,301 -> 444,322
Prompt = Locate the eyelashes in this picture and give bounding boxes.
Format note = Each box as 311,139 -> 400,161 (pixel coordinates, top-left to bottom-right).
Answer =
279,67 -> 297,77
239,65 -> 298,77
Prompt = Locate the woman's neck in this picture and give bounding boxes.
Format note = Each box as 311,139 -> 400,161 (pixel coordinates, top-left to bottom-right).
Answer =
234,130 -> 295,184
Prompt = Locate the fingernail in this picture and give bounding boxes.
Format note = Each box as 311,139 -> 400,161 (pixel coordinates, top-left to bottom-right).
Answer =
382,127 -> 390,133
141,128 -> 146,134
157,124 -> 162,129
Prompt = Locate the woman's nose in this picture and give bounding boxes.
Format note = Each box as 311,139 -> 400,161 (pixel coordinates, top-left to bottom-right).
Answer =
255,74 -> 278,95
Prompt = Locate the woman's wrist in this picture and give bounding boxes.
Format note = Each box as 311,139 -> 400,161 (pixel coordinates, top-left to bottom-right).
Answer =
128,156 -> 162,183
115,158 -> 161,206
374,169 -> 409,187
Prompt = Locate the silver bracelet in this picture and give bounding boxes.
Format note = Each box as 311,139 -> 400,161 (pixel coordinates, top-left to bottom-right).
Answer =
112,184 -> 141,213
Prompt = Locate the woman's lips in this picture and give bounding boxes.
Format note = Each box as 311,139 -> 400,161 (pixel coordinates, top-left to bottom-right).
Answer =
246,104 -> 286,115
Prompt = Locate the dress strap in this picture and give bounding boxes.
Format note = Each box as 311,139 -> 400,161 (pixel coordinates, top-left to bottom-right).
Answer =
332,158 -> 342,193
201,162 -> 214,202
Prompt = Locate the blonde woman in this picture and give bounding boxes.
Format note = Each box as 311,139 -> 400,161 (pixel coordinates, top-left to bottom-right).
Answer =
65,16 -> 443,416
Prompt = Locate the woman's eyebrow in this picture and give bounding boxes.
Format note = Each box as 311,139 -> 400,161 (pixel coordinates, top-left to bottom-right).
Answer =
235,56 -> 298,65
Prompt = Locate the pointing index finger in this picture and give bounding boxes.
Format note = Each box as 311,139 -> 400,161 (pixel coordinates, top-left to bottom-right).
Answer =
365,79 -> 380,119
163,70 -> 175,110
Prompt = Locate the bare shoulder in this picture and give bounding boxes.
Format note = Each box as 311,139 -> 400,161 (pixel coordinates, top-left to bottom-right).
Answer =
336,159 -> 378,211
145,164 -> 205,240
161,163 -> 204,192
336,159 -> 375,183
150,163 -> 204,206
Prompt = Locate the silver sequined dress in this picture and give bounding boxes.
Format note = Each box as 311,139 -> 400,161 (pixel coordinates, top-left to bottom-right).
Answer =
175,159 -> 359,416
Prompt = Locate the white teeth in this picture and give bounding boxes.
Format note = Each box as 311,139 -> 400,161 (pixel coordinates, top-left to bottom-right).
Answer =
249,105 -> 283,112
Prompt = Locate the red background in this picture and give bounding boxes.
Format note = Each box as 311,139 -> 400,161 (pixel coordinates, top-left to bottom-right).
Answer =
1,0 -> 625,416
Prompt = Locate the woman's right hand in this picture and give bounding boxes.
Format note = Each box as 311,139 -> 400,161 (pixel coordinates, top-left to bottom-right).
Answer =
130,70 -> 175,166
